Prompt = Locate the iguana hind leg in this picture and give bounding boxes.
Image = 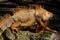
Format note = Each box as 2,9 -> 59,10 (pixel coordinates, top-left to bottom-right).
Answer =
11,26 -> 19,33
11,22 -> 21,33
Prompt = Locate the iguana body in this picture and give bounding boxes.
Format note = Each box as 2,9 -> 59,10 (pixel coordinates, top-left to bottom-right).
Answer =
0,5 -> 57,35
11,5 -> 56,33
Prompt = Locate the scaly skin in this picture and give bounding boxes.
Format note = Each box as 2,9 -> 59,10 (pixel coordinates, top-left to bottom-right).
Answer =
0,5 -> 57,34
35,5 -> 57,33
11,5 -> 57,33
0,14 -> 14,35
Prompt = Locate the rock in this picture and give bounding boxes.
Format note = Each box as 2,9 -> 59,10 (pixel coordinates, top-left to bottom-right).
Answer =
2,28 -> 15,40
0,35 -> 3,40
2,28 -> 41,40
2,28 -> 60,40
50,32 -> 60,40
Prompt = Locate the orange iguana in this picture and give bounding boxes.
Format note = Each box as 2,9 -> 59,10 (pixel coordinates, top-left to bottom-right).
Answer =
11,5 -> 57,33
0,5 -> 57,35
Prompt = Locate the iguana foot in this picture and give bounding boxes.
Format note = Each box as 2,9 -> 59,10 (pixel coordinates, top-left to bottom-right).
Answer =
49,30 -> 57,33
39,28 -> 44,33
11,27 -> 19,33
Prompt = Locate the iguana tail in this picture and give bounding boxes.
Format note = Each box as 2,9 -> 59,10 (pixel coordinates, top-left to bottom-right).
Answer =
0,14 -> 14,35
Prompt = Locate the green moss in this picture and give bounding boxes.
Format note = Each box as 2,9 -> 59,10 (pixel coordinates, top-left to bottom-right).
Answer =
41,32 -> 52,37
0,35 -> 3,40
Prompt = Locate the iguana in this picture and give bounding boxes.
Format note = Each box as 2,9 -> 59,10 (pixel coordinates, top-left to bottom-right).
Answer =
0,5 -> 57,35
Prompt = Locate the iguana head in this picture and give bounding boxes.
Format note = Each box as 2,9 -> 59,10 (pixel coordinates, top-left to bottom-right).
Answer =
35,5 -> 53,21
42,11 -> 53,21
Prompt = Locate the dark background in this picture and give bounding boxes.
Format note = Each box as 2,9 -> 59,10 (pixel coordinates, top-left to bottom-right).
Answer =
0,0 -> 60,32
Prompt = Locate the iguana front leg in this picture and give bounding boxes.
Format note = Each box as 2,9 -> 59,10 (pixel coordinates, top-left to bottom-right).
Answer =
11,22 -> 21,33
36,24 -> 40,33
36,24 -> 44,33
39,19 -> 57,32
